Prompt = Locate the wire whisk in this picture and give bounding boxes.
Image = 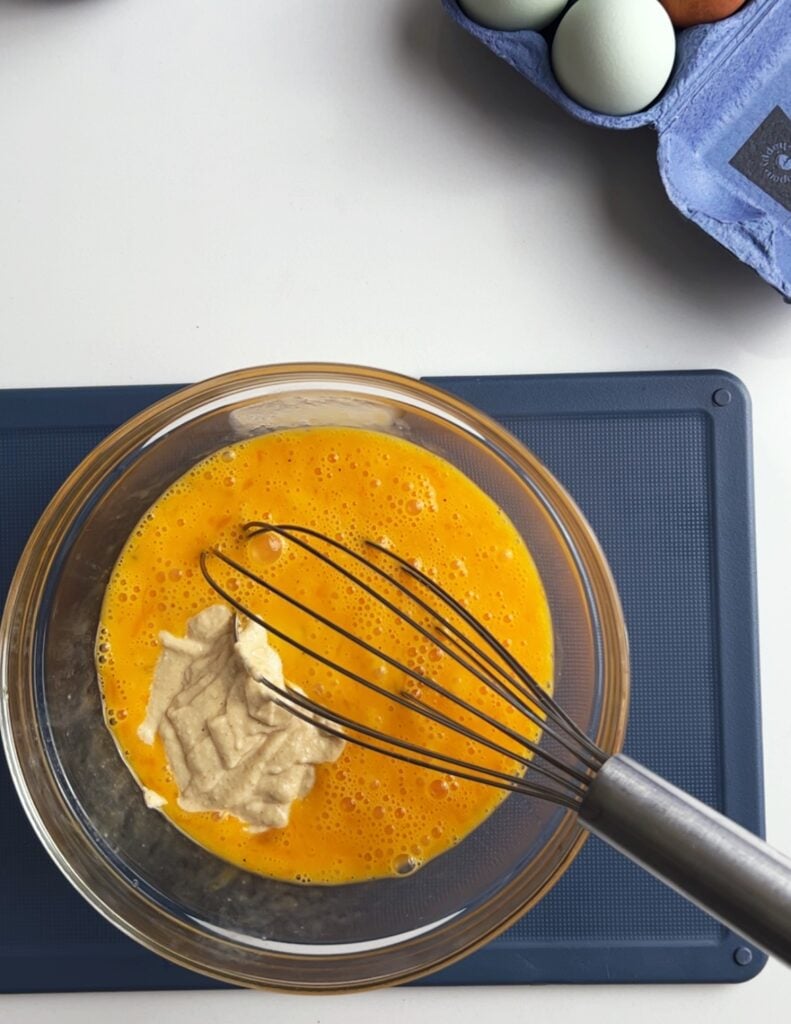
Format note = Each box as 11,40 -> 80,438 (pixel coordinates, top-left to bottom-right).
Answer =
203,523 -> 600,811
201,524 -> 791,966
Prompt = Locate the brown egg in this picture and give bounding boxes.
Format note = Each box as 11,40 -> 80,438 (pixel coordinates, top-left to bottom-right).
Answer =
659,0 -> 747,28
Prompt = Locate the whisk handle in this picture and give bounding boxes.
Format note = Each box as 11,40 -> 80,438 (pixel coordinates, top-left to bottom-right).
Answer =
578,754 -> 791,965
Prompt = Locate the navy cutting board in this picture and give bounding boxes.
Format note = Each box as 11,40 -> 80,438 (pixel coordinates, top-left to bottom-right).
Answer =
0,371 -> 766,990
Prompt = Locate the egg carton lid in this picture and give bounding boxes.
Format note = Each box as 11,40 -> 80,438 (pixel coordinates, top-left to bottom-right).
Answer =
442,0 -> 791,299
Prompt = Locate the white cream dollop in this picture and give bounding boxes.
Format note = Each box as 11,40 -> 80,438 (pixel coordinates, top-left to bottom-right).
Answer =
137,605 -> 344,832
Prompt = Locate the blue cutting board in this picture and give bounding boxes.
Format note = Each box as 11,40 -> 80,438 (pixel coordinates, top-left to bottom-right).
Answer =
0,370 -> 766,989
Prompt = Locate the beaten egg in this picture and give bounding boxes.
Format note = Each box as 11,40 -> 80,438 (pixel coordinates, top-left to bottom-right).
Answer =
97,427 -> 553,884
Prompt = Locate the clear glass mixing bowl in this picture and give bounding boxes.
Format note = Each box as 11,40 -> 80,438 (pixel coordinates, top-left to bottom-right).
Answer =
0,364 -> 628,991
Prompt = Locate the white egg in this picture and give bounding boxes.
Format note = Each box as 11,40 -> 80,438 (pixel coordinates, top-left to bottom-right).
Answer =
459,0 -> 569,31
551,0 -> 676,116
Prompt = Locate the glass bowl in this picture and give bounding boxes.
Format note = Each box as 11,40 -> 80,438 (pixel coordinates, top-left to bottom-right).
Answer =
0,364 -> 629,991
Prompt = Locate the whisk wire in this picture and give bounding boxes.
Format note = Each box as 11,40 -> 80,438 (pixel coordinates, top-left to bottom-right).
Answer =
198,552 -> 581,806
200,525 -> 604,806
366,538 -> 604,765
201,546 -> 587,796
264,681 -> 582,808
248,524 -> 600,773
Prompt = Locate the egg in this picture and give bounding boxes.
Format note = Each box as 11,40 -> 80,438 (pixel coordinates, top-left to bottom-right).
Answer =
459,0 -> 569,31
659,0 -> 747,28
552,0 -> 677,116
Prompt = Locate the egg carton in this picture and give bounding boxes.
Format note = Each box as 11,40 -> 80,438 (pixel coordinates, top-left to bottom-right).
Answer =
442,0 -> 791,299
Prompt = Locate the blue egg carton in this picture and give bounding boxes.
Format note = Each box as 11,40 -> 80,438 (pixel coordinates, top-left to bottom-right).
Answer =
442,0 -> 791,299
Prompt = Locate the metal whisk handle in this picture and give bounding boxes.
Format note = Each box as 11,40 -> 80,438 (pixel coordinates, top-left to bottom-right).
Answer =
579,754 -> 791,965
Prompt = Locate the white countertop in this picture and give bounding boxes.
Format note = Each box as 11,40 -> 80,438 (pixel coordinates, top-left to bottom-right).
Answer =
1,0 -> 789,1019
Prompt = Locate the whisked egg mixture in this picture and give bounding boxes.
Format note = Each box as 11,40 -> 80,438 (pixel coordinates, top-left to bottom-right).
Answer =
97,427 -> 553,883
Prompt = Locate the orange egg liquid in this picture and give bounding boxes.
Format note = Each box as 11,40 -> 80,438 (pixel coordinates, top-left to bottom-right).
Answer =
97,427 -> 553,883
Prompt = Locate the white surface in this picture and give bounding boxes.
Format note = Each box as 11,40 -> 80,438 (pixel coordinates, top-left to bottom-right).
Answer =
0,0 -> 788,1019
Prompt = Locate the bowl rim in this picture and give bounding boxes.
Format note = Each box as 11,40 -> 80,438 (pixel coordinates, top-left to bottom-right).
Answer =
0,362 -> 630,992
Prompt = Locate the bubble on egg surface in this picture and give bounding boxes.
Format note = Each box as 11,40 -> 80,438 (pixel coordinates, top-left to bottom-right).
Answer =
551,0 -> 676,117
459,0 -> 569,31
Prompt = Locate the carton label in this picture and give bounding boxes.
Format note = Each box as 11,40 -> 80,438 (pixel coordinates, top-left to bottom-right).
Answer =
730,106 -> 791,214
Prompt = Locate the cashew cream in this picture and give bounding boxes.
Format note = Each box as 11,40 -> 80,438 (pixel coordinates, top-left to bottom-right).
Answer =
137,604 -> 344,831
